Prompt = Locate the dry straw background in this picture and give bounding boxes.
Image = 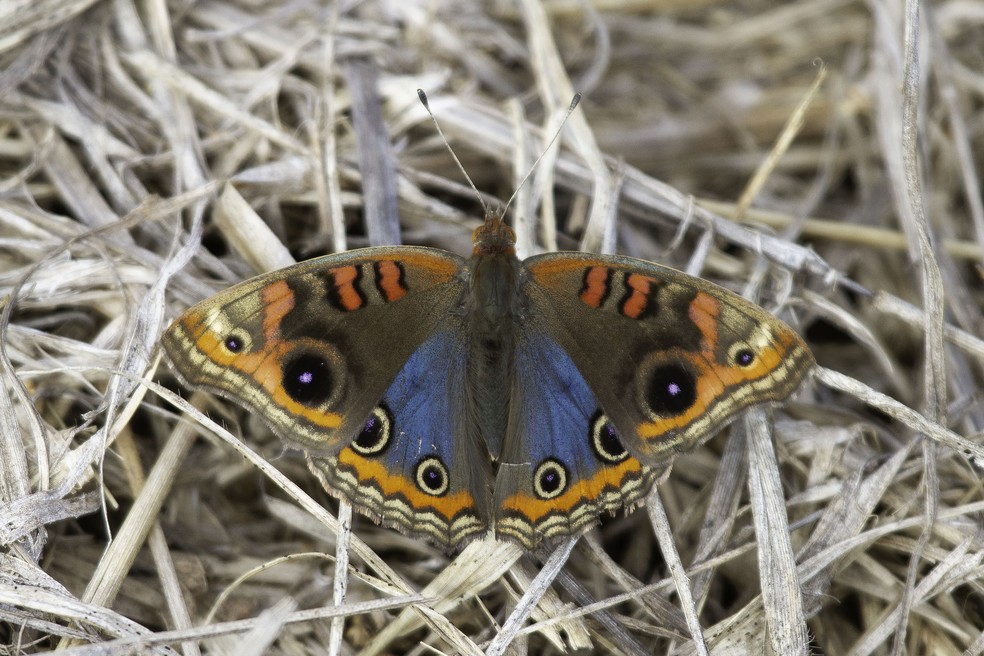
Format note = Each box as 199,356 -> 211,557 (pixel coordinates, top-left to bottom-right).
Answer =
1,0 -> 983,654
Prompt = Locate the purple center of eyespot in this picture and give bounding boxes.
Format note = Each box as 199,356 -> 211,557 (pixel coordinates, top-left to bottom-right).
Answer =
224,336 -> 242,352
534,460 -> 568,498
603,423 -> 617,440
417,460 -> 447,494
540,468 -> 561,492
737,349 -> 755,366
353,408 -> 390,454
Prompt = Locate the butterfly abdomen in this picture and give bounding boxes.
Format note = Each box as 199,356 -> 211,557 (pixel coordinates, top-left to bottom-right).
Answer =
465,252 -> 521,457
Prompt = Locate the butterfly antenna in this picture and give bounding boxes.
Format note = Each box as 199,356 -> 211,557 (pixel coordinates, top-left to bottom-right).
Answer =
417,89 -> 493,218
500,93 -> 580,218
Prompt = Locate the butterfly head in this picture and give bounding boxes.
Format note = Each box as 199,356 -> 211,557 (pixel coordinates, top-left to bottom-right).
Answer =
472,213 -> 516,257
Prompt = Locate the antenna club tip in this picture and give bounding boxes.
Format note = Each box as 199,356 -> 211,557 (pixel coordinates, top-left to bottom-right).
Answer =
417,89 -> 430,108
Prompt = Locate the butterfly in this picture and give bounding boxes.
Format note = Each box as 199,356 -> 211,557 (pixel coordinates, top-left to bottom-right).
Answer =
162,212 -> 813,550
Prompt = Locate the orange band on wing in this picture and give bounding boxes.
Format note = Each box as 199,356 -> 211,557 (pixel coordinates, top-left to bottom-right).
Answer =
687,291 -> 720,350
528,257 -> 604,276
189,325 -> 344,429
392,250 -> 459,281
261,280 -> 297,339
635,337 -> 792,443
337,448 -> 476,520
500,457 -> 643,521
179,284 -> 344,432
621,274 -> 654,319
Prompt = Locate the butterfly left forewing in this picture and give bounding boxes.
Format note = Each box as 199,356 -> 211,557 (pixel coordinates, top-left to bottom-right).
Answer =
520,251 -> 814,463
162,246 -> 467,454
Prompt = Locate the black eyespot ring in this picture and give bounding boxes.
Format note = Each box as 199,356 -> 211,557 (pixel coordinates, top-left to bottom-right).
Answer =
645,361 -> 698,416
282,352 -> 333,405
415,456 -> 449,496
591,412 -> 628,464
733,345 -> 756,367
352,405 -> 392,456
533,459 -> 568,500
223,333 -> 247,353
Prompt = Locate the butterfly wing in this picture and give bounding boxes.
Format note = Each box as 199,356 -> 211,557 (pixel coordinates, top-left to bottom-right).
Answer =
162,246 -> 468,454
493,331 -> 661,547
164,246 -> 494,546
308,328 -> 491,548
519,252 -> 814,462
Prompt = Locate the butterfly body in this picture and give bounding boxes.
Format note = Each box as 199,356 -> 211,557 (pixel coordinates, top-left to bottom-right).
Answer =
163,214 -> 813,549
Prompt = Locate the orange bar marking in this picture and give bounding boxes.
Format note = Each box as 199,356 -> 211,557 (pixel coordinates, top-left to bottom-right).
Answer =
261,280 -> 297,339
687,291 -> 720,351
375,260 -> 407,302
338,449 -> 475,519
621,274 -> 653,319
500,457 -> 643,521
579,266 -> 610,308
331,266 -> 364,311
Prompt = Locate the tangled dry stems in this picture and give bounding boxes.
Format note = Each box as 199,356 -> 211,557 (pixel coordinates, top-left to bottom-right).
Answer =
1,0 -> 983,654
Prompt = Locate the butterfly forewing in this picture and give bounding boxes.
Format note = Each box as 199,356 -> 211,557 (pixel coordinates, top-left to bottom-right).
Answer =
519,251 -> 814,461
162,246 -> 468,454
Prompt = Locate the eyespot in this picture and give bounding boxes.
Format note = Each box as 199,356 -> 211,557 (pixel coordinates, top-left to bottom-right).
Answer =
415,457 -> 449,496
645,362 -> 698,416
730,343 -> 757,368
282,352 -> 333,405
591,411 -> 628,464
223,332 -> 248,353
533,459 -> 568,500
352,405 -> 392,456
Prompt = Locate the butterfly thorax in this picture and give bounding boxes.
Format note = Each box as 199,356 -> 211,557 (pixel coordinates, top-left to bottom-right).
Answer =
466,219 -> 520,458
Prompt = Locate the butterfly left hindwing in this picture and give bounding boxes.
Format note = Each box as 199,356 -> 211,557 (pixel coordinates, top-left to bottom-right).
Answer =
309,329 -> 491,548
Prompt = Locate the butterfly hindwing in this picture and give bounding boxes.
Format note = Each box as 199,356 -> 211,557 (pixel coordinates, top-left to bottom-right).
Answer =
493,331 -> 660,546
308,329 -> 491,548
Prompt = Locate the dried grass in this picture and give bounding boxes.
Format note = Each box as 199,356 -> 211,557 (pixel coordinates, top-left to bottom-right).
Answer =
1,0 -> 983,654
